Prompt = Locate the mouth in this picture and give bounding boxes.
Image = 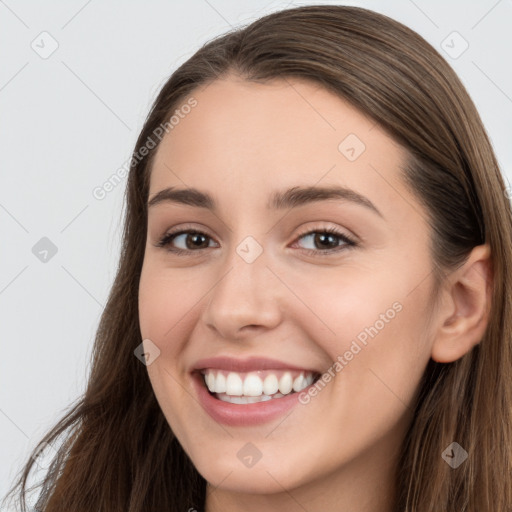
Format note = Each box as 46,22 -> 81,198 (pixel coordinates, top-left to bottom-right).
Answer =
198,368 -> 322,404
190,356 -> 324,425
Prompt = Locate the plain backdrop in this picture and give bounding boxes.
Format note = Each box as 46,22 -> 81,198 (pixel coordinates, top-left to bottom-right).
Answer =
1,0 -> 511,507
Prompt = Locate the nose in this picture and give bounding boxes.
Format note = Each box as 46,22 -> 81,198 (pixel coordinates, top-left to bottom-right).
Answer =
200,242 -> 284,340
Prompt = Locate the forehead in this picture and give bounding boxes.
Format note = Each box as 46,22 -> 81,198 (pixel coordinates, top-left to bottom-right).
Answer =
149,76 -> 409,216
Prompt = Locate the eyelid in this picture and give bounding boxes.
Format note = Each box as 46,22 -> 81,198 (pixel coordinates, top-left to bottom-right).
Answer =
293,223 -> 357,242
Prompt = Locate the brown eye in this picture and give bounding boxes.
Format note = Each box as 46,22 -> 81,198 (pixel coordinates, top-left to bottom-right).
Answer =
156,229 -> 217,254
293,228 -> 357,255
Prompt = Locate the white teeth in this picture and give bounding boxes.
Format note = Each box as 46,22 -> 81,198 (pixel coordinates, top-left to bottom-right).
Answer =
293,374 -> 305,392
228,395 -> 260,404
225,372 -> 243,396
263,374 -> 279,395
202,369 -> 315,399
215,372 -> 226,393
206,372 -> 215,391
243,374 -> 263,396
278,372 -> 293,394
216,392 -> 285,404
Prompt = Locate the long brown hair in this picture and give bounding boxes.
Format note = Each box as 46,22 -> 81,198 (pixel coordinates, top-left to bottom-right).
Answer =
3,5 -> 511,511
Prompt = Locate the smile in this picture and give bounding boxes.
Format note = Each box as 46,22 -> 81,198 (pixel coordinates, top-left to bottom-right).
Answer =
201,369 -> 319,404
191,356 -> 323,426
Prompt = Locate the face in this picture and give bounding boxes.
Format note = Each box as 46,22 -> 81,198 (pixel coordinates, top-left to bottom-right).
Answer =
138,76 -> 438,497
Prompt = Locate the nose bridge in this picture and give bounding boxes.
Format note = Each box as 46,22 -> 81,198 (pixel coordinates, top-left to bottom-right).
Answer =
202,232 -> 283,337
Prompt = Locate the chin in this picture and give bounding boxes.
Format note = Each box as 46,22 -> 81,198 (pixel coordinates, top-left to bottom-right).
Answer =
190,447 -> 317,495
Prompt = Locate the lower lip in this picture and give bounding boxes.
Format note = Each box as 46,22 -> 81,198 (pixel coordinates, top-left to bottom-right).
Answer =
191,372 -> 310,427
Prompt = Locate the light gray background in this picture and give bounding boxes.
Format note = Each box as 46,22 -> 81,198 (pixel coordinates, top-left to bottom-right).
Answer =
1,0 -> 511,506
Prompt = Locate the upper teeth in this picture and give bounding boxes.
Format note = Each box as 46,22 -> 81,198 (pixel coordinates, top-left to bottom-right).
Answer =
202,369 -> 315,396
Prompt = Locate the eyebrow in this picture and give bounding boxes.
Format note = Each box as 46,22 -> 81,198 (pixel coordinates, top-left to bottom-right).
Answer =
147,185 -> 383,218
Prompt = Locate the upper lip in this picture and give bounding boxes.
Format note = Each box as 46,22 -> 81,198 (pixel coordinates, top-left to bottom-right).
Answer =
192,356 -> 321,374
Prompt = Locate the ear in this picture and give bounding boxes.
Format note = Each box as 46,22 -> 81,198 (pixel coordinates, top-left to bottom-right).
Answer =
431,244 -> 493,363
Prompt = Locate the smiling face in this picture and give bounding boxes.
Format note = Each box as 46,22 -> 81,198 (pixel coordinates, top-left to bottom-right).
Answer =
138,75 -> 439,504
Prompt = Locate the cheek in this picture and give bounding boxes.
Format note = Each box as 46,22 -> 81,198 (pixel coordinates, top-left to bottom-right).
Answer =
138,266 -> 200,440
138,265 -> 192,346
287,266 -> 406,355
297,265 -> 432,410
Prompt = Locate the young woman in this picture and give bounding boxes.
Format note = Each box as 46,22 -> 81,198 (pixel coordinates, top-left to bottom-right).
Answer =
4,4 -> 511,511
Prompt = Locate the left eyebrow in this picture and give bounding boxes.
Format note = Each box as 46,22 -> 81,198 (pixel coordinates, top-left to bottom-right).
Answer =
268,185 -> 383,218
147,185 -> 384,219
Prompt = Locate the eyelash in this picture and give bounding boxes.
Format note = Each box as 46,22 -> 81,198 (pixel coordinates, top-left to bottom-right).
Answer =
155,224 -> 358,257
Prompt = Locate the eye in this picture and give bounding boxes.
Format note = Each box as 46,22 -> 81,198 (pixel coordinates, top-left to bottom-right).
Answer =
154,225 -> 357,256
292,226 -> 357,255
155,226 -> 218,256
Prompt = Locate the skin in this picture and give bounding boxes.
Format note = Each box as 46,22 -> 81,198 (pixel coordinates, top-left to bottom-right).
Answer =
138,75 -> 491,512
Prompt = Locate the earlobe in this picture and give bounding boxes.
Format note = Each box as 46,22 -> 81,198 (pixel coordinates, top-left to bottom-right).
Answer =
431,244 -> 492,363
